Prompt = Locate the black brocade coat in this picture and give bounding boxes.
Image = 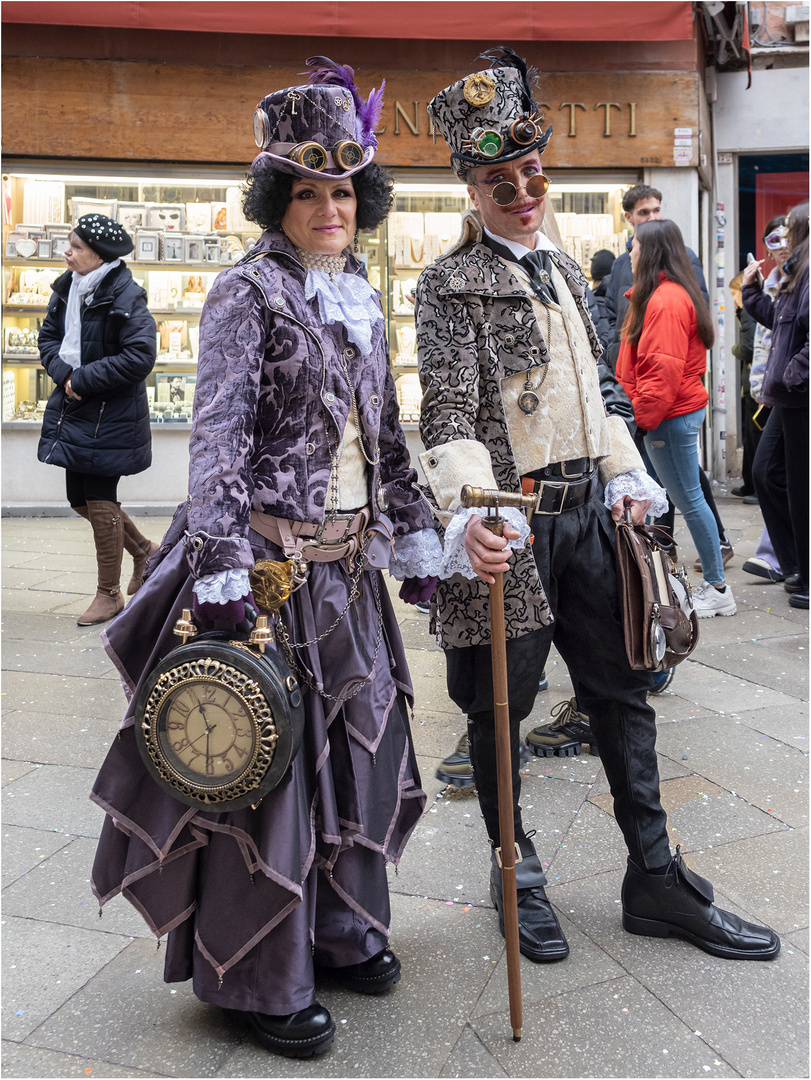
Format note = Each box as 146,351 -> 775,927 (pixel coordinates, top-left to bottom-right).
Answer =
37,263 -> 156,476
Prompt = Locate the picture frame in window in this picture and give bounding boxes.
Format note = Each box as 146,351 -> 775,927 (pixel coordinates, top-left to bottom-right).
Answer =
71,198 -> 117,223
37,239 -> 53,259
156,371 -> 197,405
161,234 -> 185,262
52,235 -> 71,258
183,237 -> 205,263
136,230 -> 161,262
45,223 -> 71,241
204,241 -> 222,263
147,203 -> 185,232
118,202 -> 149,232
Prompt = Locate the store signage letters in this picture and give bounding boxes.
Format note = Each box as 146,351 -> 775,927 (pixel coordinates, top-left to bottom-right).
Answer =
382,100 -> 638,138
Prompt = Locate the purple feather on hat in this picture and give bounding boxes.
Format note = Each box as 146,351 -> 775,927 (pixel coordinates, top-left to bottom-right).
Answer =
303,55 -> 385,149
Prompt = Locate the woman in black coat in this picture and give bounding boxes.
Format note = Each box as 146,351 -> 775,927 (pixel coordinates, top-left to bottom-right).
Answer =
38,214 -> 158,625
743,201 -> 809,609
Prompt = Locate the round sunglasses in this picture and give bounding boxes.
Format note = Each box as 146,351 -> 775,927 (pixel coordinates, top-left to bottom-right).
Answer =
476,173 -> 550,206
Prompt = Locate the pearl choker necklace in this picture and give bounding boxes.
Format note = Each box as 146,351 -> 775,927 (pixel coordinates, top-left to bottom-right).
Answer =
296,248 -> 347,279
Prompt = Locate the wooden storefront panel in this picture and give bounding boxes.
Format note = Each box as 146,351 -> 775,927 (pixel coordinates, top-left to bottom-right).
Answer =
2,58 -> 701,170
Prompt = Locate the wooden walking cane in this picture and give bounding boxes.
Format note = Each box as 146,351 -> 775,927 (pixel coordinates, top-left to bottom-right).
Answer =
461,484 -> 538,1043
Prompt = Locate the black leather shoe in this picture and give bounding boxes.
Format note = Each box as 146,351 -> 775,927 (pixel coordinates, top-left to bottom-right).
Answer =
784,573 -> 804,594
789,591 -> 809,609
333,948 -> 402,994
242,1004 -> 335,1058
489,843 -> 569,962
622,847 -> 780,961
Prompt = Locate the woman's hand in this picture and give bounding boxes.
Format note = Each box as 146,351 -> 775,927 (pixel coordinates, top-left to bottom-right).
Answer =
192,591 -> 257,632
742,261 -> 764,288
611,496 -> 651,524
464,514 -> 520,584
64,378 -> 82,401
399,576 -> 438,605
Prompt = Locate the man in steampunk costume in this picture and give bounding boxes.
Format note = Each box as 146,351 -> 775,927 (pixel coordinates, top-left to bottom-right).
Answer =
415,47 -> 779,964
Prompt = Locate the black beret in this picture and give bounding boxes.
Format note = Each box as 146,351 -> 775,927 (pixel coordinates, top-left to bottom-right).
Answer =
73,214 -> 133,260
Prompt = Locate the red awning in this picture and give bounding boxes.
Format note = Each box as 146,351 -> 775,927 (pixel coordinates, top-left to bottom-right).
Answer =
1,1 -> 695,41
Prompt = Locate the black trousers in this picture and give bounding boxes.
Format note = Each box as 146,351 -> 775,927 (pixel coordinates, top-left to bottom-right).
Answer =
445,493 -> 671,871
65,470 -> 121,508
752,406 -> 807,586
741,398 -> 769,495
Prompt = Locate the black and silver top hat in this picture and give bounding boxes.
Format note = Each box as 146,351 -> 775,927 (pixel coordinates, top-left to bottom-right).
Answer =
252,56 -> 385,181
427,47 -> 552,179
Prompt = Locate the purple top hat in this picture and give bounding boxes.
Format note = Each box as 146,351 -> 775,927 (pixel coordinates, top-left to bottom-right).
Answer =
252,57 -> 385,181
428,47 -> 552,180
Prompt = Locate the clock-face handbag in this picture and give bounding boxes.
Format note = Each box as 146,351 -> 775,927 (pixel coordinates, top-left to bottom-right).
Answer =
134,627 -> 305,813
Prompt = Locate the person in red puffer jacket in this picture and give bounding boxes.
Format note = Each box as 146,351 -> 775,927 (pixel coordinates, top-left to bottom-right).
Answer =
617,218 -> 736,618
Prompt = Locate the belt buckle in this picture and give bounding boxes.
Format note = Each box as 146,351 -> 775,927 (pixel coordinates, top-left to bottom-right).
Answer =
560,458 -> 590,479
313,512 -> 357,545
537,480 -> 568,515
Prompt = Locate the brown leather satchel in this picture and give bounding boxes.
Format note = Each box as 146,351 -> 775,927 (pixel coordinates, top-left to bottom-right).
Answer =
615,509 -> 699,671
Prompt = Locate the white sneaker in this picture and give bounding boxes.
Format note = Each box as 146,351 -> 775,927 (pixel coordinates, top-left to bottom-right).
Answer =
692,580 -> 737,618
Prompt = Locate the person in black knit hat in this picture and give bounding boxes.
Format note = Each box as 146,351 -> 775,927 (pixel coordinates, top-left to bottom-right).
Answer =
38,214 -> 159,625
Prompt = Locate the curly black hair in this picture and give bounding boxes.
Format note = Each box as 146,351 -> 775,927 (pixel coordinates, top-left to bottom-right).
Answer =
242,162 -> 394,234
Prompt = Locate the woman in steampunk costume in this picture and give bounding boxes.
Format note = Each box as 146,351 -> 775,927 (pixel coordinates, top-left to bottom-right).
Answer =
90,59 -> 441,1059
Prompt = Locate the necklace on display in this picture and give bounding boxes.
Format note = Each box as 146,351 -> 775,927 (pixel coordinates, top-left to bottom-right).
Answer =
297,248 -> 347,279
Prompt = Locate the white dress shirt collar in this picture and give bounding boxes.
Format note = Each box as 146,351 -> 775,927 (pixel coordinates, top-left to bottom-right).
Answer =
482,227 -> 559,260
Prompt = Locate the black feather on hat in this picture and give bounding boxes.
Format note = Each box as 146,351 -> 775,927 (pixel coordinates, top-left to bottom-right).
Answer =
478,46 -> 540,112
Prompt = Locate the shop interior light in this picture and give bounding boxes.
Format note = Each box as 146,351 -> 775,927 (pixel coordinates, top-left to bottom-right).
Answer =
10,172 -> 238,187
394,183 -> 468,195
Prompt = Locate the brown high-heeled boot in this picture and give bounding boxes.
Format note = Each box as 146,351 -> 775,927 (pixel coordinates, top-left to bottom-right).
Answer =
120,510 -> 159,594
77,500 -> 125,626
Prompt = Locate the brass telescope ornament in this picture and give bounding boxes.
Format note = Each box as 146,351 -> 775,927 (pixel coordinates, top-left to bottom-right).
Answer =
460,483 -> 534,1043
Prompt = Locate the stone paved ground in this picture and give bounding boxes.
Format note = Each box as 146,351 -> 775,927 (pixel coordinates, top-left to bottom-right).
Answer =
1,495 -> 808,1079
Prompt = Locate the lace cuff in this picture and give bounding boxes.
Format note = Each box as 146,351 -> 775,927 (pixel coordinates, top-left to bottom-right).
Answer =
389,528 -> 445,580
192,568 -> 252,604
604,470 -> 669,518
441,506 -> 531,580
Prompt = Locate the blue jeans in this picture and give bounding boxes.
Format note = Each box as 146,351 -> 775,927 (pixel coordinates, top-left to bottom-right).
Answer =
644,407 -> 725,585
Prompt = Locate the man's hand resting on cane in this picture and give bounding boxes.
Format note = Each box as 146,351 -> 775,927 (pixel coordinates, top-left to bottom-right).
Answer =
464,516 -> 521,584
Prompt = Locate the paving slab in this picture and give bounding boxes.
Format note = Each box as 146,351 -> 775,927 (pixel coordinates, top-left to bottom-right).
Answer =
3,568 -> 69,592
0,1041 -> 168,1079
555,868 -> 807,1079
591,773 -> 787,853
688,829 -> 809,935
2,670 -> 123,720
472,976 -> 740,1078
727,700 -> 810,750
26,939 -> 237,1078
2,764 -> 106,839
1,588 -> 78,615
0,610 -> 104,645
548,800 -> 634,882
1,822 -> 73,889
437,1025 -> 508,1079
694,633 -> 809,698
2,835 -> 152,939
2,914 -> 133,1042
2,709 -> 121,769
2,640 -> 114,679
645,659 -> 800,720
653,715 -> 808,826
687,603 -> 801,646
2,759 -> 40,787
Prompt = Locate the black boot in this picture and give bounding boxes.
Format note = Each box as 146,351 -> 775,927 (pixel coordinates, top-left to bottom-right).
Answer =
332,948 -> 401,994
622,847 -> 780,960
241,1004 -> 335,1058
489,838 -> 569,962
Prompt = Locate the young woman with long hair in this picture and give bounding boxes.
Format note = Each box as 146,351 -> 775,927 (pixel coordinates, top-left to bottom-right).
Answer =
743,201 -> 809,609
617,218 -> 736,617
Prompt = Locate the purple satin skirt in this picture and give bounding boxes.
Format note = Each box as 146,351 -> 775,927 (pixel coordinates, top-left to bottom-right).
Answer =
91,517 -> 426,1014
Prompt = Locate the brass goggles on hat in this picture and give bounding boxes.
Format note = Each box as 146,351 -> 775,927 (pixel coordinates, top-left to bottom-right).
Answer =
477,172 -> 550,206
288,140 -> 365,171
764,226 -> 788,251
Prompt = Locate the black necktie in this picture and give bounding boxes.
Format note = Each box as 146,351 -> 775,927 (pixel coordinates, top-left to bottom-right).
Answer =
520,248 -> 558,306
481,232 -> 559,306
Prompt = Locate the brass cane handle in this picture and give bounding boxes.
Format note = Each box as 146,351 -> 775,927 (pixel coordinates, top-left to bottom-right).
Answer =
460,485 -> 536,512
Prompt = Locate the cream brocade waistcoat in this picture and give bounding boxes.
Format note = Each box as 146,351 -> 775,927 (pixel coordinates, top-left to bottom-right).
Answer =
501,259 -> 613,476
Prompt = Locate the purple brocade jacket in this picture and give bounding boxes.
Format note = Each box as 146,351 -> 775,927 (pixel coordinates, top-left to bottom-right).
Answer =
185,229 -> 432,579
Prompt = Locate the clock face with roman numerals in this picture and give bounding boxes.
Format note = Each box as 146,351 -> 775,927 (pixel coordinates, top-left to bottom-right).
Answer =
134,638 -> 304,813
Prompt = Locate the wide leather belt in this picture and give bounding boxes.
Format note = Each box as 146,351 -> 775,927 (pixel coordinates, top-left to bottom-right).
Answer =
521,471 -> 597,515
527,457 -> 593,480
250,508 -> 371,563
